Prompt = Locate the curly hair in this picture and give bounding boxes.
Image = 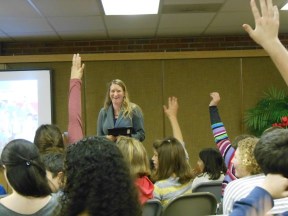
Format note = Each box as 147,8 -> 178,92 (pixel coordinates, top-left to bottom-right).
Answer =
198,148 -> 227,180
60,136 -> 141,216
34,124 -> 64,153
153,136 -> 193,184
103,79 -> 142,118
254,128 -> 288,177
231,134 -> 256,149
1,139 -> 52,197
237,137 -> 262,175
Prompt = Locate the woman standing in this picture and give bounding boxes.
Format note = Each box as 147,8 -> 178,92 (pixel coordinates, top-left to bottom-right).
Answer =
97,79 -> 145,142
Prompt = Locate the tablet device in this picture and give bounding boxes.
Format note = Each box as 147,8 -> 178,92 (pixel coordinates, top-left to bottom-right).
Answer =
108,127 -> 133,137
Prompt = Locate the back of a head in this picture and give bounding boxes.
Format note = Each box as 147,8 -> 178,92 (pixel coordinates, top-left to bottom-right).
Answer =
237,137 -> 262,175
41,150 -> 64,177
254,128 -> 288,177
232,134 -> 256,149
155,136 -> 193,184
1,139 -> 51,197
61,136 -> 141,216
116,136 -> 150,177
34,124 -> 64,154
199,147 -> 227,180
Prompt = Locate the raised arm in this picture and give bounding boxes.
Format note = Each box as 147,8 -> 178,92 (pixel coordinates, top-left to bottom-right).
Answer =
209,92 -> 236,194
209,92 -> 235,163
163,97 -> 188,159
67,53 -> 85,145
243,0 -> 288,86
163,97 -> 183,143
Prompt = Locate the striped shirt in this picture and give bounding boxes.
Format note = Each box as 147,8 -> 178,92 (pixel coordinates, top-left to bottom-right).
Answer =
223,173 -> 288,215
153,176 -> 193,207
210,106 -> 237,195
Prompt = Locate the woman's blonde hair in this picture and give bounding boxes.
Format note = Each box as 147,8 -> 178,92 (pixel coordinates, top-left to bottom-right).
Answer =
104,79 -> 137,118
116,136 -> 151,178
237,137 -> 262,175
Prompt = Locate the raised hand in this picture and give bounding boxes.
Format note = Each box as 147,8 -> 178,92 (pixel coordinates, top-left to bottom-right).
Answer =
163,96 -> 179,119
243,0 -> 279,49
71,53 -> 85,80
209,92 -> 221,106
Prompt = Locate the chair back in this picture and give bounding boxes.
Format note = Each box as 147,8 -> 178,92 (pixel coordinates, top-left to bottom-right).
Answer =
142,199 -> 163,216
162,192 -> 217,216
192,181 -> 222,203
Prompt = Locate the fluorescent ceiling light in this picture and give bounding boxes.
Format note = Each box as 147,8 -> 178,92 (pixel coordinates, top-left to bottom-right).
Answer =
102,0 -> 160,15
281,2 -> 288,10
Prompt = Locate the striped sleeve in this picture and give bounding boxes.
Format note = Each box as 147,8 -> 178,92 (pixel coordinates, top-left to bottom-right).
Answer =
209,106 -> 237,194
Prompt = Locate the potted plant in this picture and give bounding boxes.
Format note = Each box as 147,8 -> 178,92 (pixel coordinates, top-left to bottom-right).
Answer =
244,87 -> 288,136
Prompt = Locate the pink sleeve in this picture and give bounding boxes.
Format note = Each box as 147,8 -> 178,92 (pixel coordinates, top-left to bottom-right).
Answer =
67,79 -> 84,145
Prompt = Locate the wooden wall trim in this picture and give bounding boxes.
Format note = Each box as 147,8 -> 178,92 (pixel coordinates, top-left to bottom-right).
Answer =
0,49 -> 268,63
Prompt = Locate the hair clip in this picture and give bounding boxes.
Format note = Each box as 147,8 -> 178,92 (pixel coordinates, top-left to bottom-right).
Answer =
26,161 -> 31,166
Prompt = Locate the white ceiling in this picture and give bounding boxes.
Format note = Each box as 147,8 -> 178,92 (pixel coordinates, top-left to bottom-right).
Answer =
0,0 -> 288,42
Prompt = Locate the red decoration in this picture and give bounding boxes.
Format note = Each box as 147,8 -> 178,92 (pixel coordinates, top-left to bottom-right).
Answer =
272,116 -> 288,128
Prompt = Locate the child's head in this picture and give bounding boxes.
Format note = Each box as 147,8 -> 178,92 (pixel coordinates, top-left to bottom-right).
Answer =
232,137 -> 261,178
116,136 -> 151,178
34,124 -> 64,153
1,139 -> 51,196
152,136 -> 193,183
41,150 -> 64,192
61,136 -> 141,216
254,128 -> 288,177
198,147 -> 227,180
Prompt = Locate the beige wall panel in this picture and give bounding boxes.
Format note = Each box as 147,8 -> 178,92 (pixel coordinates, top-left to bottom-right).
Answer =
163,58 -> 242,166
84,60 -> 163,156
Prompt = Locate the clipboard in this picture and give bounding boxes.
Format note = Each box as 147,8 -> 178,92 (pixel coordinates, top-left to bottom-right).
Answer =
107,127 -> 133,137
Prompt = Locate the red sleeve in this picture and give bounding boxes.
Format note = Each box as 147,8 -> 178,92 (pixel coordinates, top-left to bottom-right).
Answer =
68,79 -> 84,145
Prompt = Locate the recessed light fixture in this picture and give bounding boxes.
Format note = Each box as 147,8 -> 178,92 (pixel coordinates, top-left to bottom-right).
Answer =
281,2 -> 288,10
101,0 -> 160,15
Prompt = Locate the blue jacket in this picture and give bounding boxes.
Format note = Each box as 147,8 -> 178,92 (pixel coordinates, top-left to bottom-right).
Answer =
231,186 -> 288,216
97,104 -> 145,141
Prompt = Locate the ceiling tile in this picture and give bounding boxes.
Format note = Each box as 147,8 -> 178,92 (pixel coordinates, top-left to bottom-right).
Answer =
47,16 -> 105,31
109,29 -> 156,38
210,11 -> 254,27
105,15 -> 159,29
0,0 -> 40,17
32,0 -> 101,16
159,13 -> 215,28
58,30 -> 107,40
163,0 -> 225,5
157,27 -> 205,36
8,32 -> 59,41
0,18 -> 54,33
